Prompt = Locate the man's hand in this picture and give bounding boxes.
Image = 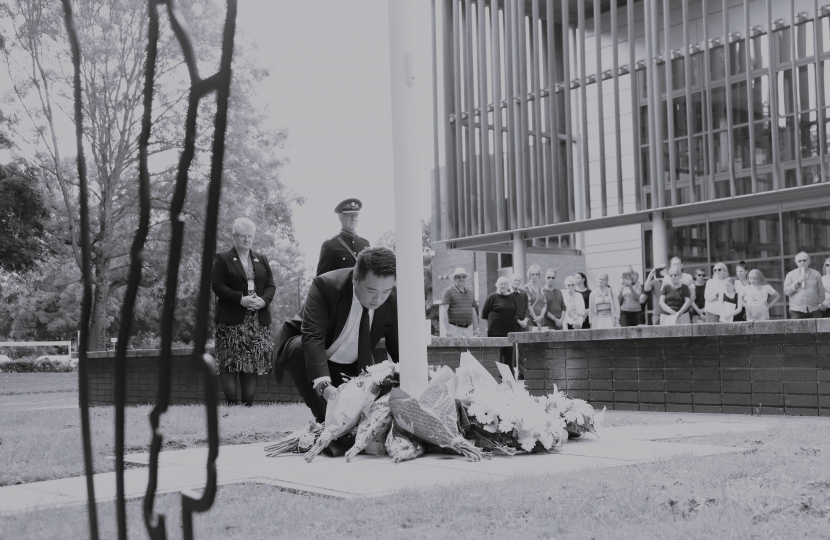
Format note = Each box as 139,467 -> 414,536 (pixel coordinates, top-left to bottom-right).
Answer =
322,385 -> 338,402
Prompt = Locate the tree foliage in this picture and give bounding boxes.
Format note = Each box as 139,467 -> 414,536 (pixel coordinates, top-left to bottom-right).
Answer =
0,161 -> 51,272
0,0 -> 305,348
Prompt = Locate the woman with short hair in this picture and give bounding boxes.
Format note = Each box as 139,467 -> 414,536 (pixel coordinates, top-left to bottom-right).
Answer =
211,218 -> 276,406
481,277 -> 519,367
589,273 -> 619,328
659,267 -> 692,325
524,264 -> 547,330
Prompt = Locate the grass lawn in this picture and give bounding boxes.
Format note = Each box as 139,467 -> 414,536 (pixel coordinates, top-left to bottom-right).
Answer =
0,412 -> 828,539
0,373 -> 78,396
0,403 -> 313,486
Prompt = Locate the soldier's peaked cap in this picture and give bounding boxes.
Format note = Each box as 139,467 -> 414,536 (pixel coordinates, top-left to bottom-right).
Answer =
335,198 -> 362,213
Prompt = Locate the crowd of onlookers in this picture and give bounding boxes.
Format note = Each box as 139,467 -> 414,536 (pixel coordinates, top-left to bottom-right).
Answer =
438,251 -> 830,341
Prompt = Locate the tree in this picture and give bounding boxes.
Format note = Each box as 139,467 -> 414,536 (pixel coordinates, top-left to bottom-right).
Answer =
0,161 -> 52,272
1,0 -> 303,349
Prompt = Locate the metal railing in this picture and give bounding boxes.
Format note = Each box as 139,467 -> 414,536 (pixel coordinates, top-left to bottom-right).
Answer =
62,0 -> 237,538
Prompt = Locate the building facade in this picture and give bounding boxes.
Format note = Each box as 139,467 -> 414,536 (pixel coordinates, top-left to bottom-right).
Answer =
429,0 -> 830,318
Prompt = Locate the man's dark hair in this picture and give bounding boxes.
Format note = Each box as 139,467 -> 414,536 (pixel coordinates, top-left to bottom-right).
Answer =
354,247 -> 397,282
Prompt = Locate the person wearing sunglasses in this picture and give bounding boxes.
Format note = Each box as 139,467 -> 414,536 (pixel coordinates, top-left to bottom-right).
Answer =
784,252 -> 826,319
703,263 -> 729,323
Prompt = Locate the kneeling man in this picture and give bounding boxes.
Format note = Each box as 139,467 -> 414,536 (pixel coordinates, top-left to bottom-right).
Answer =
273,247 -> 399,422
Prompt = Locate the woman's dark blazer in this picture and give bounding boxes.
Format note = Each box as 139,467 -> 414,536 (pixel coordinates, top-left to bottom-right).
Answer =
212,247 -> 276,326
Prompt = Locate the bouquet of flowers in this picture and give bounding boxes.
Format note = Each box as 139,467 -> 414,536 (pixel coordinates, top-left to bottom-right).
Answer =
345,395 -> 393,462
541,385 -> 603,437
388,365 -> 489,461
303,361 -> 398,462
384,422 -> 425,463
264,422 -> 323,457
456,352 -> 567,453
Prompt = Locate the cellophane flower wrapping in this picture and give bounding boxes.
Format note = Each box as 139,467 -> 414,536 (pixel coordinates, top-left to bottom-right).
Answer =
457,352 -> 567,453
264,422 -> 323,457
388,365 -> 488,461
345,394 -> 393,462
540,384 -> 601,437
384,422 -> 424,463
304,361 -> 398,462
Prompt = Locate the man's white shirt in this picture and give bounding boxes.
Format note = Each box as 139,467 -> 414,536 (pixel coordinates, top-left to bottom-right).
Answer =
313,293 -> 375,387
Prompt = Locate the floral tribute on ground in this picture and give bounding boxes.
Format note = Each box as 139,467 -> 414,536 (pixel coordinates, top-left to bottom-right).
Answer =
265,352 -> 603,463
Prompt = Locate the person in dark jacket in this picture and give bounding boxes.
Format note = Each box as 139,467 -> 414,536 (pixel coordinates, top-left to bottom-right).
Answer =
211,217 -> 276,406
316,198 -> 370,276
481,277 -> 519,368
274,247 -> 399,424
511,273 -> 529,331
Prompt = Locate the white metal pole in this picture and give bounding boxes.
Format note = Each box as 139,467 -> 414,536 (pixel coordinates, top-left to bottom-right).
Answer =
388,0 -> 429,396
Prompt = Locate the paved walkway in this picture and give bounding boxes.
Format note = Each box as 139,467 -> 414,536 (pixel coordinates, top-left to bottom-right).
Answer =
0,420 -> 770,514
0,392 -> 77,412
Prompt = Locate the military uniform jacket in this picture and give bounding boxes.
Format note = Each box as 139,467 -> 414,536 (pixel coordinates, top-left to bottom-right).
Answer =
315,232 -> 370,276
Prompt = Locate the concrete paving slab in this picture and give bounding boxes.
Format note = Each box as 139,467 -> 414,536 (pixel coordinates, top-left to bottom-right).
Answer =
1,420 -> 776,512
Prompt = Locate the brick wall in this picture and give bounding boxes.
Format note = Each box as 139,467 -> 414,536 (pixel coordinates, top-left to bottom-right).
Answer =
516,319 -> 830,416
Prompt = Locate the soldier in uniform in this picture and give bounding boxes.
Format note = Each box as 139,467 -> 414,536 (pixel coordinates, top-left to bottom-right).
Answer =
316,198 -> 370,276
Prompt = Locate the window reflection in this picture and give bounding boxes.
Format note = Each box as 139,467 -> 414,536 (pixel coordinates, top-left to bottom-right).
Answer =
755,121 -> 772,166
800,111 -> 820,158
732,81 -> 749,125
797,64 -> 816,111
710,46 -> 725,80
753,75 -> 769,120
783,206 -> 830,254
709,212 -> 781,261
796,22 -> 814,59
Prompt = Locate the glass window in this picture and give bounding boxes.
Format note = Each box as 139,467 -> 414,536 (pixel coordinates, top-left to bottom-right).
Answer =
734,125 -> 750,170
709,212 -> 781,261
757,172 -> 774,192
639,69 -> 648,99
714,177 -> 731,199
823,17 -> 830,53
751,34 -> 768,70
674,96 -> 687,137
783,205 -> 830,255
667,223 -> 709,265
730,40 -> 746,75
778,69 -> 795,116
753,75 -> 770,120
692,135 -> 707,176
800,111 -> 820,158
690,52 -> 701,87
672,57 -> 685,88
693,92 -> 706,133
712,87 -> 728,129
732,81 -> 749,124
801,164 -> 823,185
710,46 -> 725,80
796,21 -> 814,59
797,64 -> 816,111
640,106 -> 650,144
776,28 -> 792,64
754,120 -> 772,166
824,60 -> 830,106
714,130 -> 731,172
675,139 -> 689,175
735,175 -> 752,196
641,148 -> 650,186
778,116 -> 795,162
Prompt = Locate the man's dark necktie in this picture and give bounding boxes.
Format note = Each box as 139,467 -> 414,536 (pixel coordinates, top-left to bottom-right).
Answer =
357,307 -> 372,372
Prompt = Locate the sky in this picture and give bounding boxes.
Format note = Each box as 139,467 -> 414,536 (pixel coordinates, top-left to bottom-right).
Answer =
236,0 -> 437,274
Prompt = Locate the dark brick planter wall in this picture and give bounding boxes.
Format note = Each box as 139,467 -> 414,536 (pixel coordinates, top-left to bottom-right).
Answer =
85,338 -> 508,406
515,319 -> 830,416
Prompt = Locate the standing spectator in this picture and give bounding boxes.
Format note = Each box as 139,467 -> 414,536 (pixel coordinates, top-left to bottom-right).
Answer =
438,267 -> 479,337
659,267 -> 692,325
481,277 -> 519,368
644,263 -> 667,325
690,269 -> 707,323
589,273 -> 619,328
733,261 -> 750,322
541,269 -> 566,329
525,265 -> 548,330
211,218 -> 275,406
822,257 -> 830,317
743,269 -> 781,321
720,277 -> 743,322
704,263 -> 729,322
668,257 -> 696,300
574,272 -> 592,329
618,268 -> 644,327
784,251 -> 827,319
562,276 -> 586,329
511,274 -> 530,331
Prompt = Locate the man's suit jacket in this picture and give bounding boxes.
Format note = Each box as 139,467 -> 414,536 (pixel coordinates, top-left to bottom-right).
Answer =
212,247 -> 276,326
315,232 -> 370,276
273,268 -> 399,383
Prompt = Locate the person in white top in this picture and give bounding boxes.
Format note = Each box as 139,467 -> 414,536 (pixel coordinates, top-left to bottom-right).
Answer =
742,269 -> 781,321
589,273 -> 619,328
704,262 -> 729,322
562,276 -> 586,329
733,261 -> 749,322
822,257 -> 830,317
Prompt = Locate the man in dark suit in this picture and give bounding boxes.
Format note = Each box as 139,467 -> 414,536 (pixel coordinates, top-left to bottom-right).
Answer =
315,198 -> 371,276
274,247 -> 399,423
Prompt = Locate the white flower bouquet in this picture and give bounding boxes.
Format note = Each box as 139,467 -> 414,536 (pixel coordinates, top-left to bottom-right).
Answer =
541,385 -> 603,437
